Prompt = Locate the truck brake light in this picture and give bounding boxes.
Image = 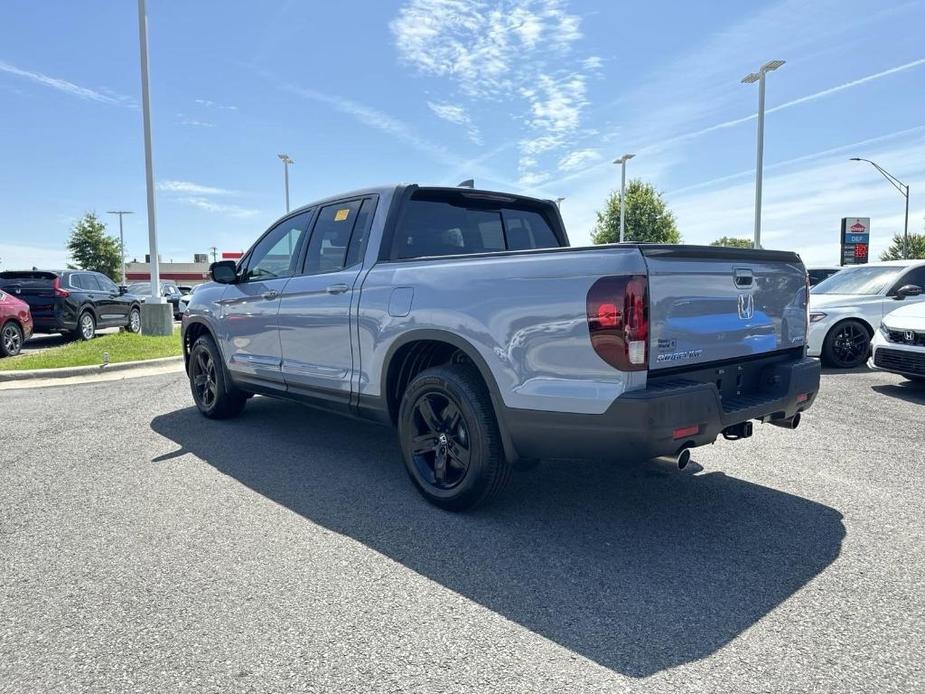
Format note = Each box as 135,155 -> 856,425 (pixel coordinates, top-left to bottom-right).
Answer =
53,277 -> 69,297
586,274 -> 649,371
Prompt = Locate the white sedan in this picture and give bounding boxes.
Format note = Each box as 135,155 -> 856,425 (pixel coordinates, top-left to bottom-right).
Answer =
870,300 -> 925,381
807,260 -> 925,368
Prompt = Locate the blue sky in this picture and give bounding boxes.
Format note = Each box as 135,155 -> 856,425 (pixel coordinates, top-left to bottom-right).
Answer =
1,0 -> 923,268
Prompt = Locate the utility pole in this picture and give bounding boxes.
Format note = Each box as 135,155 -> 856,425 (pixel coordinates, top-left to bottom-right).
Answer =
106,210 -> 133,283
613,154 -> 635,242
742,59 -> 785,249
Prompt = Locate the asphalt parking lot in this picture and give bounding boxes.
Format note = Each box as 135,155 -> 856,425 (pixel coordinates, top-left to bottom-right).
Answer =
2,367 -> 923,693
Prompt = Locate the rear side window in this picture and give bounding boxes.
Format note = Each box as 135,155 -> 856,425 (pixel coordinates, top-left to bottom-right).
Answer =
304,201 -> 362,274
344,197 -> 378,268
73,274 -> 102,291
391,193 -> 560,260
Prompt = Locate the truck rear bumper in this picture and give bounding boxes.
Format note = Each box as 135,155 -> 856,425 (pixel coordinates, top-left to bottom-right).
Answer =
502,355 -> 820,461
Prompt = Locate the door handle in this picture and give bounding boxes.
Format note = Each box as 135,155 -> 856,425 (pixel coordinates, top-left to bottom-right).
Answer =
262,289 -> 280,300
325,284 -> 350,295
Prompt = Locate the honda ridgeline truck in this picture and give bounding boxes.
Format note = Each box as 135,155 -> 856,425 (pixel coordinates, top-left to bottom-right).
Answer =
182,185 -> 820,510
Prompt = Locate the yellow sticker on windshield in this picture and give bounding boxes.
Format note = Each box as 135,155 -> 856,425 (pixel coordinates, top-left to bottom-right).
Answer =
335,208 -> 350,222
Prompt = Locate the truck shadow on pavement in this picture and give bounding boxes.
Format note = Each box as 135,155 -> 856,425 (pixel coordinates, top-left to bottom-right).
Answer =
151,399 -> 845,678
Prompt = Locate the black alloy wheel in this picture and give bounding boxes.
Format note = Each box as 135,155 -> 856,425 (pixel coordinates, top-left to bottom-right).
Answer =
191,346 -> 218,410
409,391 -> 472,490
822,320 -> 870,368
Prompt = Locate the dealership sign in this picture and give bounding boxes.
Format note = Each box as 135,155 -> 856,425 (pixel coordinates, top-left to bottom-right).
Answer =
840,217 -> 870,265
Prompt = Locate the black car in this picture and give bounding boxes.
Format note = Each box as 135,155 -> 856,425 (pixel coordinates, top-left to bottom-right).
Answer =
125,281 -> 184,319
0,270 -> 142,340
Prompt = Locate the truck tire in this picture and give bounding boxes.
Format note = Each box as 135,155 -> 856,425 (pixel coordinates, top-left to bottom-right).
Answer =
188,334 -> 247,419
398,364 -> 511,511
821,319 -> 870,369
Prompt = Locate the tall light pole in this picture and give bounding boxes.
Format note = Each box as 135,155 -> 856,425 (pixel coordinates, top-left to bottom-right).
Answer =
613,154 -> 635,242
742,59 -> 785,250
106,210 -> 133,284
278,154 -> 293,212
136,0 -> 171,334
849,157 -> 910,259
555,196 -> 566,209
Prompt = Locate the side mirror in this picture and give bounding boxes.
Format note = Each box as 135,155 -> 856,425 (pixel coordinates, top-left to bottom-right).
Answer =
210,260 -> 238,284
118,285 -> 128,295
894,284 -> 923,300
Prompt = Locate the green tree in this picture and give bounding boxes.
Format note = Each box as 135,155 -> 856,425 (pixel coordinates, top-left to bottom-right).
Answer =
710,236 -> 754,249
66,212 -> 123,280
591,179 -> 681,244
879,231 -> 925,261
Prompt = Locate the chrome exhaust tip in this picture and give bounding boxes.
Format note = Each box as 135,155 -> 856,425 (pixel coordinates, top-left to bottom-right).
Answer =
770,412 -> 801,430
653,447 -> 692,469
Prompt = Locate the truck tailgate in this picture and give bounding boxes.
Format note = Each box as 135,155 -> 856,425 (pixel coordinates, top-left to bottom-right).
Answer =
642,246 -> 807,370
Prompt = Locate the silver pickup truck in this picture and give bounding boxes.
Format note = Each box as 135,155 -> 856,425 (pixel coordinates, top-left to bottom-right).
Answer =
182,184 -> 820,510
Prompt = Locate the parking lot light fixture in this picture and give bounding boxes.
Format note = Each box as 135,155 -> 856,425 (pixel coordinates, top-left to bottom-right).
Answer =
613,154 -> 635,242
849,157 -> 910,259
742,59 -> 785,250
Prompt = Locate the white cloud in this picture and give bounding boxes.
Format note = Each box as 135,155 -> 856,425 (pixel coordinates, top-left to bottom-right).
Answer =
0,59 -> 133,106
195,98 -> 239,111
582,56 -> 603,71
158,180 -> 232,195
427,101 -> 482,144
391,0 -> 596,184
177,116 -> 215,128
181,198 -> 260,219
558,148 -> 602,171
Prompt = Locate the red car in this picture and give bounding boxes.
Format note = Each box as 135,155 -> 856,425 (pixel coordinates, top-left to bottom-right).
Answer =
0,289 -> 33,357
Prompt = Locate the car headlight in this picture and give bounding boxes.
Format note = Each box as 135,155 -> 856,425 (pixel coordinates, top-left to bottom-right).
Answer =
879,322 -> 892,339
809,312 -> 827,323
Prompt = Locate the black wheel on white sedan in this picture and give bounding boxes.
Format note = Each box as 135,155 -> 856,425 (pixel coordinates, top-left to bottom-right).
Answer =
398,365 -> 511,511
822,319 -> 871,369
1,320 -> 23,357
188,334 -> 247,419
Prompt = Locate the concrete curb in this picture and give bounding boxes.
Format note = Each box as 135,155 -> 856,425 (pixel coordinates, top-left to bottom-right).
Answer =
0,355 -> 184,382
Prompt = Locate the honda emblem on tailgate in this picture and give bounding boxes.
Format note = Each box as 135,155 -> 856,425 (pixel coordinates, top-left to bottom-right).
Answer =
737,293 -> 754,320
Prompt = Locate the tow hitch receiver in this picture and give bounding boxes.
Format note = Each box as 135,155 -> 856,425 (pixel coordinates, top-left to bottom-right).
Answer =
723,421 -> 753,440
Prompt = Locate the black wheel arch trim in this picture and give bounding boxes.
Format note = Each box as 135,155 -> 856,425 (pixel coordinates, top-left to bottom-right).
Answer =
182,318 -> 232,382
379,328 -> 520,462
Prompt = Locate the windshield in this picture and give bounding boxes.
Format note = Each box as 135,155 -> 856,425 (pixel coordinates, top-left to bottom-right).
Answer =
127,283 -> 151,294
811,266 -> 902,295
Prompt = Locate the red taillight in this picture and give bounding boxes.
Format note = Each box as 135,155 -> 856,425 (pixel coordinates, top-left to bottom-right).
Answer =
586,274 -> 649,371
53,276 -> 69,297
